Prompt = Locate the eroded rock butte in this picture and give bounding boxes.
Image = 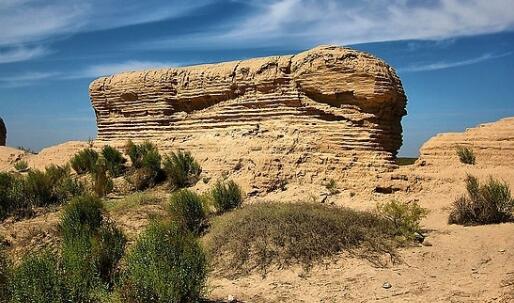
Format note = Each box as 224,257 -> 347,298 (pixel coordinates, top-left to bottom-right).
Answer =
90,45 -> 407,190
419,117 -> 514,167
0,118 -> 6,146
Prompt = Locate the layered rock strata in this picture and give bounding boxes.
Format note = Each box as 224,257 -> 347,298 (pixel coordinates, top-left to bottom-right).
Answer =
0,118 -> 5,146
419,117 -> 514,167
90,45 -> 407,190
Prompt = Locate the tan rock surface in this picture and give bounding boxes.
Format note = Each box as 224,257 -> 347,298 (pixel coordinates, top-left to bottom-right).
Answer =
90,45 -> 407,191
419,117 -> 514,167
0,118 -> 6,146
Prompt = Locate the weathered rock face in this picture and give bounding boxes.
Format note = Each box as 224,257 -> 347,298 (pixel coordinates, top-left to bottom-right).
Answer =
0,118 -> 6,146
419,117 -> 514,167
90,45 -> 407,190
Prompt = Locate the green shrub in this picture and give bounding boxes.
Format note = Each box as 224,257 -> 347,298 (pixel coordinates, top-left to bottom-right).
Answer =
13,160 -> 28,172
211,180 -> 243,213
70,148 -> 99,174
9,252 -> 63,303
163,151 -> 201,189
449,175 -> 514,225
395,157 -> 417,166
125,141 -> 163,190
59,195 -> 126,300
121,221 -> 206,303
0,173 -> 27,220
125,141 -> 161,171
168,190 -> 206,234
24,170 -> 54,207
0,244 -> 11,302
102,145 -> 126,177
377,200 -> 428,239
456,146 -> 476,165
46,165 -> 85,203
324,179 -> 339,195
59,195 -> 104,242
205,202 -> 402,277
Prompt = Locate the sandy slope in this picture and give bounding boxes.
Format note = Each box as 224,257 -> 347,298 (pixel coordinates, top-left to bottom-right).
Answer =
1,145 -> 514,302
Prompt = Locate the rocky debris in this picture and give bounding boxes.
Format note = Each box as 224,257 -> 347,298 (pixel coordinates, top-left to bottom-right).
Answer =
89,45 -> 407,190
0,117 -> 6,146
418,117 -> 514,167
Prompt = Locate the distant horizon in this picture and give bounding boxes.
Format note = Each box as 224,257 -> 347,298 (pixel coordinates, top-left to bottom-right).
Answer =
2,0 -> 514,157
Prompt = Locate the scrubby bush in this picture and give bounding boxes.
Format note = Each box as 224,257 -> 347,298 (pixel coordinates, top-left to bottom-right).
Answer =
0,244 -> 11,302
163,150 -> 201,189
324,179 -> 339,195
168,190 -> 206,234
13,161 -> 28,172
60,195 -> 104,241
456,146 -> 476,165
211,180 -> 243,213
60,195 -> 126,301
8,252 -> 63,303
377,200 -> 428,239
92,156 -> 112,197
102,145 -> 126,177
449,175 -> 514,225
205,202 -> 403,277
125,141 -> 163,190
125,141 -> 161,170
0,173 -> 27,219
70,148 -> 99,175
120,221 -> 206,303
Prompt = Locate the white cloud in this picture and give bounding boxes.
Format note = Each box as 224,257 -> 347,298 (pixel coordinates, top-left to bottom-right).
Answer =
67,60 -> 177,79
142,0 -> 514,49
0,46 -> 50,64
0,60 -> 176,87
0,71 -> 59,87
399,52 -> 512,72
0,0 -> 213,62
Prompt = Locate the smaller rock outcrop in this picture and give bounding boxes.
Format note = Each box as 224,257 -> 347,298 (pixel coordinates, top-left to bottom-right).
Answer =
0,118 -> 5,146
418,117 -> 514,167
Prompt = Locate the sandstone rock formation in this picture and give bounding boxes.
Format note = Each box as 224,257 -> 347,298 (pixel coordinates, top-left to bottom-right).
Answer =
0,118 -> 6,146
419,117 -> 514,167
90,45 -> 407,190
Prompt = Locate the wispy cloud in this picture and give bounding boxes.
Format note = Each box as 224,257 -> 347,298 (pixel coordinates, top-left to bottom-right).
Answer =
399,52 -> 512,72
0,46 -> 50,64
141,0 -> 514,50
0,60 -> 176,87
0,0 -> 213,62
66,60 -> 177,79
0,71 -> 59,88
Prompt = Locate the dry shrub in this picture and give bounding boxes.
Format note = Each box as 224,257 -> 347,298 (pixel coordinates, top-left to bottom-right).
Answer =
456,146 -> 476,165
205,202 -> 404,277
449,175 -> 514,225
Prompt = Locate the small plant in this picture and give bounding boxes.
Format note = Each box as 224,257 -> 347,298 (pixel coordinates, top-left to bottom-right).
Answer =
60,195 -> 104,241
377,200 -> 428,239
168,189 -> 206,234
456,146 -> 476,165
211,180 -> 243,213
102,145 -> 126,177
121,221 -> 207,303
70,148 -> 99,174
395,157 -> 417,166
92,156 -> 113,197
324,179 -> 339,195
16,146 -> 36,154
449,175 -> 514,225
163,150 -> 201,189
9,252 -> 63,303
125,141 -> 163,190
0,244 -> 11,302
13,160 -> 29,172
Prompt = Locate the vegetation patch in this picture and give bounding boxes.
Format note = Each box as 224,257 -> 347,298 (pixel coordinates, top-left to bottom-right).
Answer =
456,146 -> 476,165
163,150 -> 202,189
395,157 -> 417,166
449,175 -> 514,225
205,202 -> 420,277
210,179 -> 244,214
168,189 -> 206,235
70,148 -> 99,174
120,221 -> 207,303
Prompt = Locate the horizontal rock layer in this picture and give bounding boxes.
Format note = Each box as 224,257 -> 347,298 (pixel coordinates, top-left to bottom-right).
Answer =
419,117 -> 514,167
0,118 -> 5,146
90,45 -> 407,190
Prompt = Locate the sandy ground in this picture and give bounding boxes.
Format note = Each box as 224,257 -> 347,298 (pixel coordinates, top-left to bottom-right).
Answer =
1,144 -> 514,302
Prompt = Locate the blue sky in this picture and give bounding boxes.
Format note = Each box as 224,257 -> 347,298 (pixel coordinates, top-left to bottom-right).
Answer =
1,0 -> 514,156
